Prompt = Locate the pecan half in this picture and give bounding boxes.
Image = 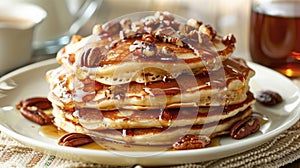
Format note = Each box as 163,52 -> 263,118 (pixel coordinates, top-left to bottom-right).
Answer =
119,29 -> 137,39
155,11 -> 175,21
142,16 -> 159,29
256,90 -> 283,106
92,24 -> 102,35
154,27 -> 184,47
80,47 -> 103,67
142,34 -> 155,43
102,21 -> 121,36
129,40 -> 157,57
172,134 -> 211,150
16,97 -> 52,125
16,97 -> 52,110
230,116 -> 260,139
58,133 -> 94,147
178,23 -> 194,35
120,18 -> 132,29
198,24 -> 216,42
20,106 -> 52,125
187,18 -> 202,29
222,34 -> 236,46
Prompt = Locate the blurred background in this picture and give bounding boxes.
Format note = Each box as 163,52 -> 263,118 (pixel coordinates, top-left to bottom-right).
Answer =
2,0 -> 251,60
80,0 -> 250,59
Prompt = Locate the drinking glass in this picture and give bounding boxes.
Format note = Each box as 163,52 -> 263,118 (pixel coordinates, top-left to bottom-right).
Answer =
250,0 -> 300,77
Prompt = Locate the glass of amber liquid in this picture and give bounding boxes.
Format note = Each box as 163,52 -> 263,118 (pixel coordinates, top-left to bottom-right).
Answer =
250,0 -> 300,77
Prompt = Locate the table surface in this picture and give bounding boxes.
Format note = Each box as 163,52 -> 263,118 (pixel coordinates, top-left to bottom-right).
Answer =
282,79 -> 300,168
1,1 -> 299,166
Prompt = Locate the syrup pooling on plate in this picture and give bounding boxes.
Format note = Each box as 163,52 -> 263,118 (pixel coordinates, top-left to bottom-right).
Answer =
39,124 -> 67,139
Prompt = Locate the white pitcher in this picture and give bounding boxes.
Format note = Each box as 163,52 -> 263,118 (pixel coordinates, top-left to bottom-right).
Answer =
0,2 -> 46,75
6,0 -> 102,54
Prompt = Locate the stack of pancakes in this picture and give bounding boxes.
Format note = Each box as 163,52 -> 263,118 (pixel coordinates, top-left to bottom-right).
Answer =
46,11 -> 255,146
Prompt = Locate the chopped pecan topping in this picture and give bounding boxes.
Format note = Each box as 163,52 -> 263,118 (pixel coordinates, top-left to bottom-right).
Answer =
222,34 -> 236,45
102,21 -> 122,36
154,27 -> 184,47
80,47 -> 104,67
129,40 -> 157,57
199,24 -> 216,41
131,21 -> 145,34
161,46 -> 174,56
142,16 -> 160,29
120,29 -> 137,39
94,11 -> 235,61
188,30 -> 199,42
178,23 -> 194,35
92,24 -> 102,35
142,34 -> 155,43
120,18 -> 132,29
155,11 -> 175,21
187,18 -> 202,28
160,46 -> 177,61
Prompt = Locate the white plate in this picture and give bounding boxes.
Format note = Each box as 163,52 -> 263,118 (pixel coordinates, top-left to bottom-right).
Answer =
0,59 -> 299,166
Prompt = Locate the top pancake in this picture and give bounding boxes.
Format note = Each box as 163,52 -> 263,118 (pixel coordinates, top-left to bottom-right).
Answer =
56,11 -> 236,85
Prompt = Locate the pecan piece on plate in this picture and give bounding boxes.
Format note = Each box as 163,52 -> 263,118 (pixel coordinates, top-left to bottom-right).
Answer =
20,106 -> 52,125
172,134 -> 211,150
58,133 -> 94,147
16,97 -> 52,110
16,97 -> 52,125
256,90 -> 283,106
230,116 -> 260,139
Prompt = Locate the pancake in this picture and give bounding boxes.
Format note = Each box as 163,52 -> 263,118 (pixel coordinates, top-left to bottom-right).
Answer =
56,11 -> 236,85
51,92 -> 255,130
47,57 -> 254,110
90,107 -> 252,145
52,106 -> 253,145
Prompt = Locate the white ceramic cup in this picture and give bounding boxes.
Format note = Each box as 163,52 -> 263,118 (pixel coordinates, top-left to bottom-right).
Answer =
0,2 -> 47,75
6,0 -> 102,54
